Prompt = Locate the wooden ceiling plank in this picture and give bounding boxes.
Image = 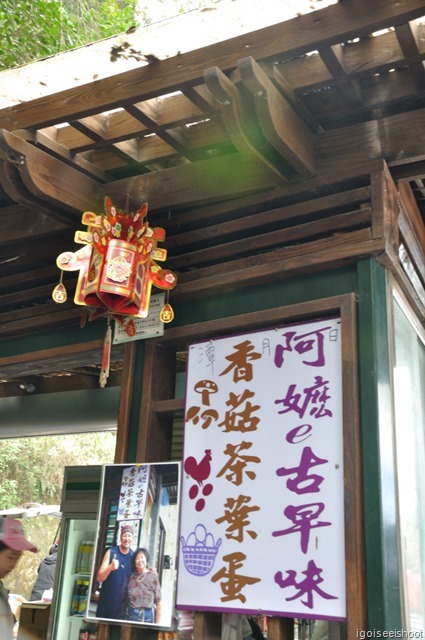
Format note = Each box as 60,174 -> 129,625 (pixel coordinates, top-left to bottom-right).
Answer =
174,231 -> 380,296
56,111 -> 148,151
0,265 -> 60,291
0,305 -> 85,338
182,85 -> 218,115
132,94 -> 206,128
91,135 -> 178,168
317,44 -> 363,107
0,338 -> 107,370
168,207 -> 372,270
0,205 -> 65,244
2,0 -> 425,131
390,160 -> 425,182
2,106 -> 424,221
0,279 -> 76,309
111,139 -> 141,163
237,56 -> 316,176
316,107 -> 425,176
395,22 -> 425,91
14,128 -> 112,182
166,186 -> 372,251
126,102 -> 194,159
273,25 -> 425,94
69,115 -> 108,142
103,104 -> 425,212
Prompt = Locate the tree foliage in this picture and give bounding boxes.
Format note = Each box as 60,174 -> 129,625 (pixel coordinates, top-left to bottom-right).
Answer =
0,0 -> 212,71
0,431 -> 116,598
0,0 -> 140,71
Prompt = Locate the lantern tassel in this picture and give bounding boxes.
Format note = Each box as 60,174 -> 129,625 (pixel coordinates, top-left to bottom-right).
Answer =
99,319 -> 112,388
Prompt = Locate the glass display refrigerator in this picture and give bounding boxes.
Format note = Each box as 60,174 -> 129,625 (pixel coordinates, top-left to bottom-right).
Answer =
48,465 -> 102,640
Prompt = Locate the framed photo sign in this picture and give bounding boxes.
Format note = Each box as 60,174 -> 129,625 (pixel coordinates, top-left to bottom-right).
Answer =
87,462 -> 180,629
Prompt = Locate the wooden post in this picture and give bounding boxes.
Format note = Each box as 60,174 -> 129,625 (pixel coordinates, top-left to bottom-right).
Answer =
193,611 -> 222,639
267,617 -> 294,640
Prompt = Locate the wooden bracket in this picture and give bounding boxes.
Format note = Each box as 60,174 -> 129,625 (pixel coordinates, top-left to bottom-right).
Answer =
204,66 -> 291,185
237,56 -> 316,177
205,58 -> 316,184
0,129 -> 101,221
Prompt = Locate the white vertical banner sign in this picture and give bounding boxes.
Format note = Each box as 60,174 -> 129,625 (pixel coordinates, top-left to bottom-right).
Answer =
117,464 -> 149,521
176,317 -> 346,620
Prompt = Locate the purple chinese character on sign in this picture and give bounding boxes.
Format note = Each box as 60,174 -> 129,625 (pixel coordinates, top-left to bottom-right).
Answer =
275,376 -> 332,420
274,326 -> 331,368
272,502 -> 331,553
274,559 -> 338,609
276,446 -> 328,494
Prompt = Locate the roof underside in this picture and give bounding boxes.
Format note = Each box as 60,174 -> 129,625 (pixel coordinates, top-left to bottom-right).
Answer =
0,0 -> 425,398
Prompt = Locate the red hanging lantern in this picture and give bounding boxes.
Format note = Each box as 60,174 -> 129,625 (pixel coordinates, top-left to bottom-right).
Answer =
53,197 -> 177,387
53,196 -> 177,320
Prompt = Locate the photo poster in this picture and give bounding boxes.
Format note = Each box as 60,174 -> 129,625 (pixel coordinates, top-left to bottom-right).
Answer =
87,462 -> 181,629
176,317 -> 346,621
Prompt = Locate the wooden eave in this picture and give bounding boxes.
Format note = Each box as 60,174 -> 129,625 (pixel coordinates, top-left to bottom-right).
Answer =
1,0 -> 425,390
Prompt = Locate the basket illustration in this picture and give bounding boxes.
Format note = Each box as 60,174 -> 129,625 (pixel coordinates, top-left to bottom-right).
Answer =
180,524 -> 222,576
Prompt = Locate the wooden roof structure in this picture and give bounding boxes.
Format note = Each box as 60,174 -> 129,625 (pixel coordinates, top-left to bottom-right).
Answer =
1,0 -> 425,395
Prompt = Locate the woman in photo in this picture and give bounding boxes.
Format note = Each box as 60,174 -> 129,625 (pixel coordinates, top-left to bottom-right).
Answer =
126,548 -> 162,624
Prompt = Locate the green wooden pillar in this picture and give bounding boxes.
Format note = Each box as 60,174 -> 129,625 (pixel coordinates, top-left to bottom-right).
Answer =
357,258 -> 402,630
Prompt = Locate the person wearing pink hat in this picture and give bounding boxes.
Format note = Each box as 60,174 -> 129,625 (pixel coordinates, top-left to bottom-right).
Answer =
0,518 -> 38,639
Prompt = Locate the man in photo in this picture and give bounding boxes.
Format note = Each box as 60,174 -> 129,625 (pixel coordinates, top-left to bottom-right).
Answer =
95,523 -> 134,620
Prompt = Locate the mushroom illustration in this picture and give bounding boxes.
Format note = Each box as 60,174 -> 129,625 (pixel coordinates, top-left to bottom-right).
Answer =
194,379 -> 218,406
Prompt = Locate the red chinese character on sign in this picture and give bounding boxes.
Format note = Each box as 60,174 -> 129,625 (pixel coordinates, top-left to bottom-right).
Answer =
220,340 -> 261,382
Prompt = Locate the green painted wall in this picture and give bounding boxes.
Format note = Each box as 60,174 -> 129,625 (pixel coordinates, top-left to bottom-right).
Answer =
357,259 -> 402,630
1,260 -> 403,630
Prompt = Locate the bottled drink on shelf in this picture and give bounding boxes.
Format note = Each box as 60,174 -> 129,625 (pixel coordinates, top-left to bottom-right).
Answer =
71,580 -> 83,615
77,580 -> 90,615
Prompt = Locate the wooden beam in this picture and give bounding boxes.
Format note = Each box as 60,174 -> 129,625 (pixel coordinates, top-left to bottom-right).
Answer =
316,108 -> 425,176
0,205 -> 65,244
2,105 -> 425,220
105,108 -> 425,212
136,343 -> 176,462
105,152 -> 276,211
1,0 -> 424,131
